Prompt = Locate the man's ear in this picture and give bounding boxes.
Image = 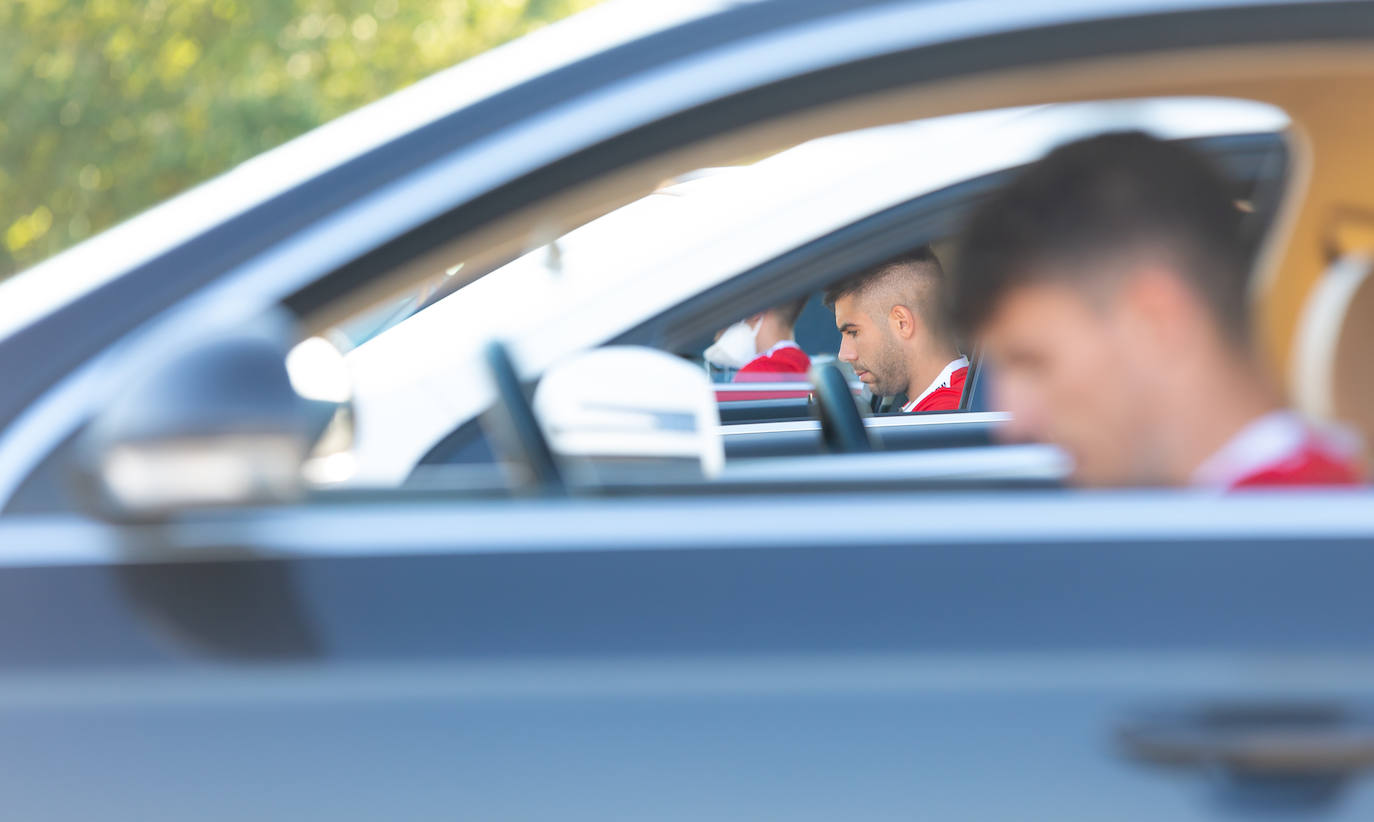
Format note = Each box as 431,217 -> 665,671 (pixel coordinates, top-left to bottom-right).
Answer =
889,304 -> 917,340
1122,266 -> 1194,351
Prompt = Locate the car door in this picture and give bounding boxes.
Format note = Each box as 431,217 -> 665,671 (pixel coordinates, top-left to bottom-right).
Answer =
3,490 -> 1374,820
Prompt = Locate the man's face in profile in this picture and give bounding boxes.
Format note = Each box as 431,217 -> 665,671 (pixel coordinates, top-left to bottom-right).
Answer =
834,294 -> 906,397
979,280 -> 1151,485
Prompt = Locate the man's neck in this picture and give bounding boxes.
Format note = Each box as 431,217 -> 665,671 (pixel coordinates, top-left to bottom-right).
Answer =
754,326 -> 792,355
1157,353 -> 1282,485
906,344 -> 963,398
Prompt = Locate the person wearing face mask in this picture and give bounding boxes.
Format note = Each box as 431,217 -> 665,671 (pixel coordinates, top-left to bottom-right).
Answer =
824,246 -> 967,412
704,298 -> 811,382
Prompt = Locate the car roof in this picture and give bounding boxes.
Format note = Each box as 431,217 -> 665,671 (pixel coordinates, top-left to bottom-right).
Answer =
340,96 -> 1288,485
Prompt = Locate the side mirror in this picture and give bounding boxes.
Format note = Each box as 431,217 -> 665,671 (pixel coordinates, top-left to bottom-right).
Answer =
533,346 -> 723,484
78,316 -> 352,519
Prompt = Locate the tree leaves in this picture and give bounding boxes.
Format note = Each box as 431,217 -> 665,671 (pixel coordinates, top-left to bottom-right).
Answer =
0,0 -> 599,276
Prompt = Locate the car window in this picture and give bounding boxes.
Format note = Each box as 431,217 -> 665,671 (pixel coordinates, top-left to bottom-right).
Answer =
292,96 -> 1290,494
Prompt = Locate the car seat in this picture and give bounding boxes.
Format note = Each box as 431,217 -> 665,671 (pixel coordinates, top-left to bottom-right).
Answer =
1291,251 -> 1374,466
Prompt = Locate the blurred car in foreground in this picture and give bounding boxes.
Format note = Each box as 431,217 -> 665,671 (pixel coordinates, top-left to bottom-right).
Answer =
3,0 -> 1374,819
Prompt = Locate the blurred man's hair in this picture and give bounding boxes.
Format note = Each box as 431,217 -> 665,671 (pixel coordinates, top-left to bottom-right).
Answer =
951,131 -> 1249,343
773,296 -> 809,329
823,246 -> 949,339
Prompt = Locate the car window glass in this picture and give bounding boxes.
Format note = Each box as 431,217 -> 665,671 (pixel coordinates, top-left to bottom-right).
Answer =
294,97 -> 1290,495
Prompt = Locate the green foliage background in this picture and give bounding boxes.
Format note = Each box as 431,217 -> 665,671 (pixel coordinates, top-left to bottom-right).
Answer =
0,0 -> 600,278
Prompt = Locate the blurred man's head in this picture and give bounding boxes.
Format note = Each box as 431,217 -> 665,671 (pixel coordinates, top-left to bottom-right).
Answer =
951,131 -> 1259,485
825,246 -> 957,397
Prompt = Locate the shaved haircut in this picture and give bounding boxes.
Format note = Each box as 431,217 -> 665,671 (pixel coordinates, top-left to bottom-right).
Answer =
824,246 -> 951,341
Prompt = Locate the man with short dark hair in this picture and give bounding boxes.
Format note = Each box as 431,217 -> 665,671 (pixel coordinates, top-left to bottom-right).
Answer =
824,246 -> 967,412
951,131 -> 1360,488
704,297 -> 811,381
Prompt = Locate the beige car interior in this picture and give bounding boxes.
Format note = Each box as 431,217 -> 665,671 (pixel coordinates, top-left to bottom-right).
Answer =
1293,252 -> 1374,457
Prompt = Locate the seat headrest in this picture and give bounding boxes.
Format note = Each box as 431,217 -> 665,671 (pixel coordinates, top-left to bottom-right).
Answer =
1292,252 -> 1374,455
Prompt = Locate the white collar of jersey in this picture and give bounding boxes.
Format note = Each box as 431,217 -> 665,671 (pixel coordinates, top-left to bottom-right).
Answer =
1191,410 -> 1359,488
761,339 -> 800,356
744,340 -> 801,368
902,356 -> 969,413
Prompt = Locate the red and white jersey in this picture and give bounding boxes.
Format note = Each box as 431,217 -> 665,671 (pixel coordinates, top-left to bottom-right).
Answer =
1192,411 -> 1363,490
734,341 -> 811,383
902,356 -> 969,413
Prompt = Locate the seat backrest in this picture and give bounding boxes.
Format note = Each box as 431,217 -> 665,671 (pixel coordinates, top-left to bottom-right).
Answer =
962,349 -> 995,413
1291,252 -> 1374,459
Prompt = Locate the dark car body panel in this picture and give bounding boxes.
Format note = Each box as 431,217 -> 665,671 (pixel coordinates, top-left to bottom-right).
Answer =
3,492 -> 1374,818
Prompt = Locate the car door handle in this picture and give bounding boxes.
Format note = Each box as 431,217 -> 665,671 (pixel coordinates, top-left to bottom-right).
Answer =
1118,705 -> 1374,811
1119,705 -> 1374,774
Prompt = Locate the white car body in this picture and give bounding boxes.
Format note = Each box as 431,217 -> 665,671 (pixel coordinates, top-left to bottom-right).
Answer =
342,97 -> 1287,485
